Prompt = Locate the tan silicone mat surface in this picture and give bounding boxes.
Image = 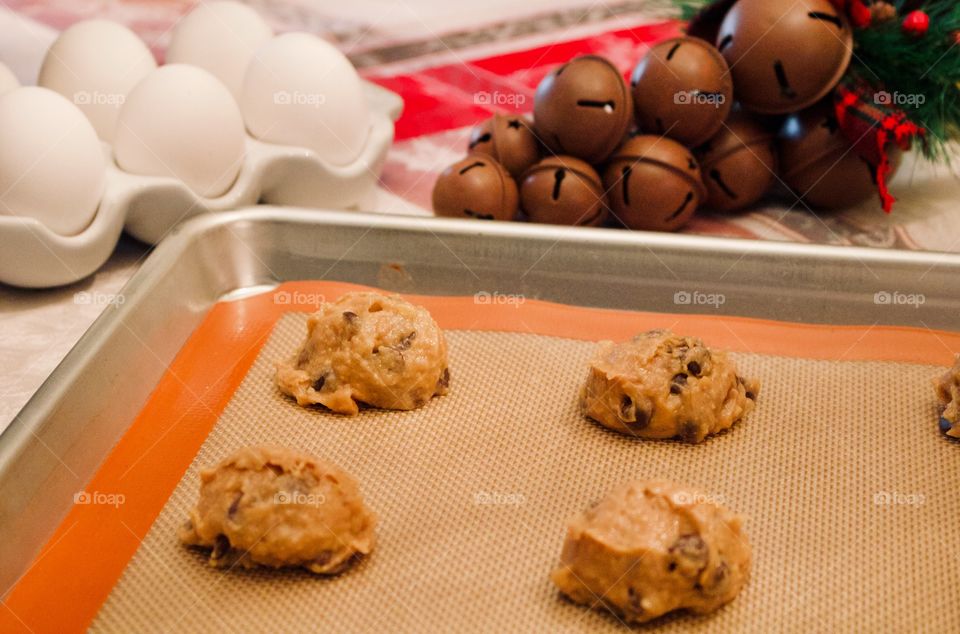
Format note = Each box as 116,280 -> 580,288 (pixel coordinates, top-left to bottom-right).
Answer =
92,314 -> 958,632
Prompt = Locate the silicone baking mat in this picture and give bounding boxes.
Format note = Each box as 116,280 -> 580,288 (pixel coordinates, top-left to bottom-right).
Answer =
4,281 -> 959,632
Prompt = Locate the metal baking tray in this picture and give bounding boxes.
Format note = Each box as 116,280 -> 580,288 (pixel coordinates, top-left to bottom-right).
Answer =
2,207 -> 958,596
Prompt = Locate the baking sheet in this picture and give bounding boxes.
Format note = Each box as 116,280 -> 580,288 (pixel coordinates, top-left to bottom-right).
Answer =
91,309 -> 956,632
3,210 -> 960,632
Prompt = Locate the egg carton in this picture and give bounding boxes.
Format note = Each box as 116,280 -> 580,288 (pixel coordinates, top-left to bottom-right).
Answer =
0,80 -> 401,289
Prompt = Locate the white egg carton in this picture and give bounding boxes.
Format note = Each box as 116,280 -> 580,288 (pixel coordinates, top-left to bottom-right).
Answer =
0,80 -> 401,289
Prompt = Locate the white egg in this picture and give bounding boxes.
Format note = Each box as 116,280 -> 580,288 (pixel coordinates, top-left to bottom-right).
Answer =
0,87 -> 106,236
38,19 -> 157,142
166,1 -> 273,100
0,62 -> 19,96
114,64 -> 246,198
241,32 -> 370,166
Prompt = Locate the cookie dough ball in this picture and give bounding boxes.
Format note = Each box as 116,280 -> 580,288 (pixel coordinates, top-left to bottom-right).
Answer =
779,106 -> 900,210
696,110 -> 777,212
552,479 -> 751,624
630,37 -> 733,147
580,329 -> 759,443
717,0 -> 852,114
520,156 -> 608,226
603,135 -> 706,232
179,445 -> 376,574
276,292 -> 450,415
468,114 -> 540,179
935,355 -> 960,439
432,155 -> 519,221
533,55 -> 633,164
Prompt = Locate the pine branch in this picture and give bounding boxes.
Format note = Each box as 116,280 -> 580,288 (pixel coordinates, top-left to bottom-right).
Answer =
850,1 -> 960,160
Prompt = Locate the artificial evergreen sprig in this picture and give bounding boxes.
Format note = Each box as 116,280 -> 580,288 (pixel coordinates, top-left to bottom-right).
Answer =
851,1 -> 960,160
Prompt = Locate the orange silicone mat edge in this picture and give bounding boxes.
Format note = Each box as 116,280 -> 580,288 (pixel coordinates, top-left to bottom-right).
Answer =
2,279 -> 957,633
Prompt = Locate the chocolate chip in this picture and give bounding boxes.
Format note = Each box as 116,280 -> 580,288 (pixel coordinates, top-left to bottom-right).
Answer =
395,331 -> 417,350
681,421 -> 700,443
669,534 -> 708,576
437,367 -> 450,389
686,361 -> 702,377
701,561 -> 730,595
266,462 -> 284,476
629,406 -> 651,430
326,551 -> 363,574
619,395 -> 636,422
342,312 -> 360,339
227,492 -> 242,518
312,550 -> 333,566
670,373 -> 687,395
745,390 -> 756,400
312,375 -> 326,391
211,534 -> 231,560
941,416 -> 954,434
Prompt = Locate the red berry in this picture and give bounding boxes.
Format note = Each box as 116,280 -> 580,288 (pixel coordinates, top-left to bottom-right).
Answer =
902,10 -> 930,37
849,0 -> 872,28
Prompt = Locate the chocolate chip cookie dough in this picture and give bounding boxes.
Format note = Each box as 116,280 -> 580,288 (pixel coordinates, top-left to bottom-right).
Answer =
179,445 -> 376,574
580,330 -> 759,443
935,355 -> 960,438
276,292 -> 450,415
552,479 -> 751,624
